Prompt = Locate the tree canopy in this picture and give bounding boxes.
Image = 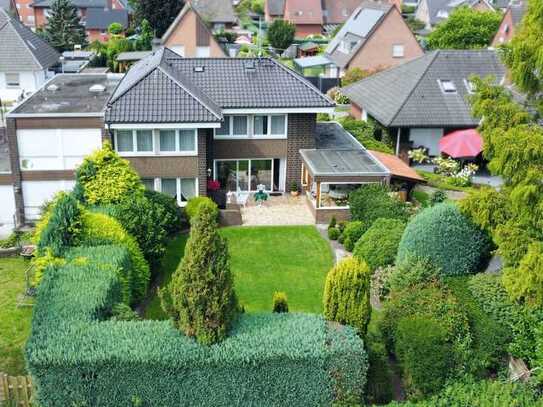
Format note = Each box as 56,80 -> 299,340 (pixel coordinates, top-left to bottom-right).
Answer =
267,19 -> 296,51
135,0 -> 185,38
427,6 -> 502,50
44,0 -> 87,51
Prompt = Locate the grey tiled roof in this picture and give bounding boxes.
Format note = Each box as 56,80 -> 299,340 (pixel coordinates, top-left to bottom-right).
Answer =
107,48 -> 333,123
191,0 -> 236,23
267,0 -> 285,15
32,0 -> 106,7
0,8 -> 59,71
325,1 -> 392,69
423,0 -> 492,26
510,2 -> 526,26
342,50 -> 506,127
85,9 -> 128,30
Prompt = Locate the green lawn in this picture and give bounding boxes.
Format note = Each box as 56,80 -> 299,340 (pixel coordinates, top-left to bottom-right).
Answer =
143,234 -> 188,320
144,226 -> 334,318
221,226 -> 334,313
0,257 -> 33,375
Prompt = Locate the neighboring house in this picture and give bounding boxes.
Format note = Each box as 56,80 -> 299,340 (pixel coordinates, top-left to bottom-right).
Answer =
415,0 -> 495,29
12,0 -> 34,27
342,50 -> 505,157
32,0 -> 130,41
283,0 -> 323,37
0,8 -> 59,102
325,1 -> 423,74
0,0 -> 18,16
161,2 -> 227,58
3,48 -> 388,226
85,8 -> 128,42
491,1 -> 525,46
191,0 -> 237,31
264,0 -> 285,22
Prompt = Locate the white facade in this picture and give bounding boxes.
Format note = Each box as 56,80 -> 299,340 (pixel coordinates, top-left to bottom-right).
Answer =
22,180 -> 76,221
0,185 -> 16,237
409,128 -> 444,156
0,69 -> 53,102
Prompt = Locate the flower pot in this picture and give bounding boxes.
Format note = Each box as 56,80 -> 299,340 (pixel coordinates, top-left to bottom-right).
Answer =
290,191 -> 299,197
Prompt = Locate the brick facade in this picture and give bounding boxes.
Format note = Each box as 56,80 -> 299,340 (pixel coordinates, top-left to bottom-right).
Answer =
197,129 -> 208,196
286,113 -> 316,191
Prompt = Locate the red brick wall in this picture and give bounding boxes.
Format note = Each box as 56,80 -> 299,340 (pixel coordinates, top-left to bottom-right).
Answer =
492,9 -> 515,46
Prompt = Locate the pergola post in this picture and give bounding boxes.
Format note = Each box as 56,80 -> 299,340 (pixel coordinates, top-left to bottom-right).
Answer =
395,128 -> 401,156
316,181 -> 321,208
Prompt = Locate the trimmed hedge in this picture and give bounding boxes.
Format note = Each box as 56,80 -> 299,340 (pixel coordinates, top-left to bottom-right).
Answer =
27,250 -> 368,406
397,203 -> 491,276
342,221 -> 365,252
353,218 -> 406,271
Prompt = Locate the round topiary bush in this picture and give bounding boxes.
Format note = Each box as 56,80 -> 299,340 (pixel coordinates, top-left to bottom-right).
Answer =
342,221 -> 365,252
353,218 -> 406,271
328,227 -> 340,240
185,197 -> 219,222
396,203 -> 491,276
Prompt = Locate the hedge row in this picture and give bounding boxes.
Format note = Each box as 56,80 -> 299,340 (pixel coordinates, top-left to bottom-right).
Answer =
27,247 -> 368,406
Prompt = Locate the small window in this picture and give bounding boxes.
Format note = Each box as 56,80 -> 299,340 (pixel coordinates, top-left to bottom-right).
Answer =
136,130 -> 153,152
271,115 -> 286,135
116,130 -> 133,152
5,73 -> 20,88
161,178 -> 177,198
142,178 -> 155,190
232,116 -> 248,136
254,115 -> 268,136
178,130 -> 196,151
504,24 -> 509,33
216,116 -> 231,136
180,178 -> 196,202
392,44 -> 404,58
196,46 -> 210,57
439,79 -> 457,93
159,130 -> 176,152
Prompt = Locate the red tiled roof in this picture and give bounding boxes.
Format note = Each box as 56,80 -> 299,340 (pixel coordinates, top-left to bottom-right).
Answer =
322,0 -> 364,25
285,0 -> 323,24
368,150 -> 425,182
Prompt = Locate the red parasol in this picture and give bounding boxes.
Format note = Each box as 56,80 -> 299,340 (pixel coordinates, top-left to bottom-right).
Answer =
439,129 -> 483,158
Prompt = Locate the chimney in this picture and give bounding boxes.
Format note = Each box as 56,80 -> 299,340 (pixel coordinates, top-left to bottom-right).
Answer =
151,38 -> 162,51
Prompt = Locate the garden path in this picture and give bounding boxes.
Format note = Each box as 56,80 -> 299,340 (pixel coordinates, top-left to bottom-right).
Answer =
240,195 -> 314,226
316,224 -> 350,264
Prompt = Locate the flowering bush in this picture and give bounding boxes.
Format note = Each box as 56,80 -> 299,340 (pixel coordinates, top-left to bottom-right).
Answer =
433,157 -> 460,176
408,148 -> 429,164
207,180 -> 221,191
451,163 -> 478,187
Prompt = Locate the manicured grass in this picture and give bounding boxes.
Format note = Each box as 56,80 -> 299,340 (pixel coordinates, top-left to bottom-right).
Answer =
412,189 -> 430,207
221,226 -> 334,313
143,234 -> 188,320
0,257 -> 33,375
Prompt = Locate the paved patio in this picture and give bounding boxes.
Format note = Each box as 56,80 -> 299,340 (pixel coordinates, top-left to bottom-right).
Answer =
240,194 -> 315,226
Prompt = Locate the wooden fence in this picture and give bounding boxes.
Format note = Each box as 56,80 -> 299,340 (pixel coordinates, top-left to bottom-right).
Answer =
0,373 -> 32,406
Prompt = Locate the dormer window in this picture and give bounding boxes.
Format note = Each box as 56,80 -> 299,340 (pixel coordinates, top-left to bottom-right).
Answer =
437,10 -> 449,18
439,80 -> 457,93
464,79 -> 476,94
504,24 -> 509,33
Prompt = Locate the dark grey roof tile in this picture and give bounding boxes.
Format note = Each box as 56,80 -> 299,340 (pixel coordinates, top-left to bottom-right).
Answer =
85,8 -> 128,30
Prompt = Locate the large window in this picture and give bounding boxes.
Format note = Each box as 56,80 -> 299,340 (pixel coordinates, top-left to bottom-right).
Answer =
215,159 -> 274,192
145,177 -> 197,206
214,115 -> 287,138
114,128 -> 197,155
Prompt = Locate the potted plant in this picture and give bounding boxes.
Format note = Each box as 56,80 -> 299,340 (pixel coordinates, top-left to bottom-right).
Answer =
290,181 -> 299,197
207,179 -> 226,209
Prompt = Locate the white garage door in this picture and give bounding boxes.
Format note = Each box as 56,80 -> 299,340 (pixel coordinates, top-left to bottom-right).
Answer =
22,180 -> 76,221
409,128 -> 444,156
17,128 -> 102,171
0,185 -> 16,237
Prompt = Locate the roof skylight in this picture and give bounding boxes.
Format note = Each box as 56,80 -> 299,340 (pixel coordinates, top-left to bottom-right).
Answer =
439,79 -> 457,93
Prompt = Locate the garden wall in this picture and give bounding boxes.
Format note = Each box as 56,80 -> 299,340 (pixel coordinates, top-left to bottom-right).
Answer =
26,247 -> 367,406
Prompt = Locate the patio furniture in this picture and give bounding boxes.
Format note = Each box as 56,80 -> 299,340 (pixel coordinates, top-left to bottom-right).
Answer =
439,129 -> 483,158
254,184 -> 268,207
237,191 -> 250,208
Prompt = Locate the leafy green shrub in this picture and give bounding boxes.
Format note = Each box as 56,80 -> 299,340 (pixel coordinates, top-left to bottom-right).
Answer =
342,221 -> 365,252
162,204 -> 237,345
36,192 -> 82,256
27,256 -> 368,406
75,142 -> 144,205
31,249 -> 66,286
503,241 -> 543,308
323,257 -> 371,335
395,316 -> 453,397
371,265 -> 395,302
185,196 -> 219,222
397,203 -> 491,276
381,283 -> 471,367
144,189 -> 184,235
365,313 -> 393,405
459,187 -> 511,234
353,218 -> 405,270
272,292 -> 288,313
429,190 -> 447,206
349,184 -> 409,235
80,211 -> 149,302
388,257 -> 441,293
110,303 -> 140,321
328,227 -> 340,240
386,378 -> 543,406
339,117 -> 394,154
494,219 -> 536,267
328,216 -> 337,229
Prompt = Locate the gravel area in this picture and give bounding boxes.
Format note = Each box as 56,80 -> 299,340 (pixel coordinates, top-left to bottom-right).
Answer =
240,195 -> 315,226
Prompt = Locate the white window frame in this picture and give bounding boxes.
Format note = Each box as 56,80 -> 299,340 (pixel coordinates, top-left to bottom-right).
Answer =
392,44 -> 405,58
213,158 -> 276,192
158,128 -> 198,156
146,177 -> 199,207
114,129 -> 198,156
214,114 -> 287,139
5,73 -> 20,88
438,79 -> 457,94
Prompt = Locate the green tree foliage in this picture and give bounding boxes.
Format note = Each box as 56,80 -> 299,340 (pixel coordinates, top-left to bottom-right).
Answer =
185,196 -> 219,223
162,204 -> 238,345
342,221 -> 365,252
134,19 -> 153,50
75,142 -> 144,206
397,203 -> 491,276
44,0 -> 87,51
353,218 -> 406,271
144,189 -> 184,235
459,187 -> 511,234
108,22 -> 124,35
339,117 -> 394,153
36,192 -> 82,257
267,19 -> 295,50
135,0 -> 184,38
503,242 -> 543,307
387,256 -> 441,293
501,0 -> 543,98
394,316 -> 453,397
323,257 -> 371,335
349,184 -> 409,234
427,6 -> 502,50
272,291 -> 288,313
342,68 -> 371,87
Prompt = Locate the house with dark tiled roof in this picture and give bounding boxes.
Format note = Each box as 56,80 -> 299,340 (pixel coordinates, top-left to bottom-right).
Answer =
415,0 -> 495,29
283,0 -> 323,37
264,0 -> 285,22
85,8 -> 128,42
161,2 -> 228,58
4,47 -> 399,226
491,1 -> 526,46
325,1 -> 423,74
342,50 -> 506,157
0,8 -> 59,101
